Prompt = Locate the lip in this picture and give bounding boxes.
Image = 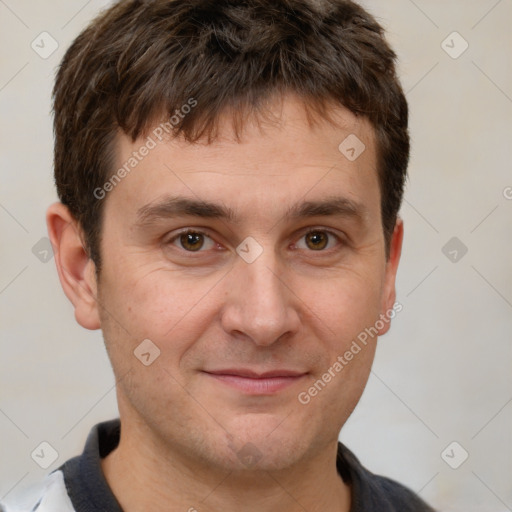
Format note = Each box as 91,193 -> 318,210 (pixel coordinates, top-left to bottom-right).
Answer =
203,369 -> 308,394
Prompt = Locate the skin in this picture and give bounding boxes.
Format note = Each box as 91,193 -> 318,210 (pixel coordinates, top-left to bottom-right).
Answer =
47,94 -> 403,512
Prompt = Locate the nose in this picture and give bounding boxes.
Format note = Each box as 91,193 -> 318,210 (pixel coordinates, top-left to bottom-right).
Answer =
220,249 -> 301,347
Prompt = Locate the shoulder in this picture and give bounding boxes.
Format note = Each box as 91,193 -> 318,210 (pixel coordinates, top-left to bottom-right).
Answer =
2,419 -> 122,512
0,470 -> 75,512
361,472 -> 436,511
337,442 -> 436,511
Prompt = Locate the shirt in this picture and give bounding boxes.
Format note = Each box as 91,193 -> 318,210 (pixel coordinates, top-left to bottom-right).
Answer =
1,418 -> 436,511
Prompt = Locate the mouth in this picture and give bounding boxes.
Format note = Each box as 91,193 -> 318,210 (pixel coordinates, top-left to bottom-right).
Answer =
202,368 -> 309,395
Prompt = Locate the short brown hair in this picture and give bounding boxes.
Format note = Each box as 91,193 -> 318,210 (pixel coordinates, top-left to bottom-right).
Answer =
52,0 -> 409,272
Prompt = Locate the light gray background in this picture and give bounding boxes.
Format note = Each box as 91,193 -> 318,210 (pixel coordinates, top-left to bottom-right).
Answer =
1,1 -> 511,510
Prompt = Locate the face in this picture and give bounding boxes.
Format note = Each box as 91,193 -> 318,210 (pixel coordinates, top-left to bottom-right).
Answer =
90,95 -> 402,472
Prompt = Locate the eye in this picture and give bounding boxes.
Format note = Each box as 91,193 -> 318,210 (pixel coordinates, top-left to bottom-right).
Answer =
168,230 -> 216,252
295,229 -> 342,251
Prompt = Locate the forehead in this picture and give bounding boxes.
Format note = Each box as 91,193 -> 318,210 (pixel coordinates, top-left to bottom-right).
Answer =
107,95 -> 379,224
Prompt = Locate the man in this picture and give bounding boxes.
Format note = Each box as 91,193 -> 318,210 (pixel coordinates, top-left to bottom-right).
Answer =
2,0 -> 436,510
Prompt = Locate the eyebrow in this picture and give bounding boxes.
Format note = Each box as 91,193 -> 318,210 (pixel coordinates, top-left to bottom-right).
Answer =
135,195 -> 368,227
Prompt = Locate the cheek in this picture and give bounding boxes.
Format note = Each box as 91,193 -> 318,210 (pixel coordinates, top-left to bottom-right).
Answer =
106,264 -> 175,323
305,270 -> 383,343
99,264 -> 223,359
302,278 -> 380,423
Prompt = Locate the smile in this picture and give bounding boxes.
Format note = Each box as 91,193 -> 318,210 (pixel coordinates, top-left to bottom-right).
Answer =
202,369 -> 309,394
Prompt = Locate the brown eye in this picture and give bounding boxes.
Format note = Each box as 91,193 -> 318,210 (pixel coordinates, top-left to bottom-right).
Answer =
180,232 -> 204,251
305,231 -> 328,250
168,230 -> 215,252
295,229 -> 342,252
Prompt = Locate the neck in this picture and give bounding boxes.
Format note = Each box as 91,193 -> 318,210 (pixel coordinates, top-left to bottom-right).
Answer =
100,421 -> 351,512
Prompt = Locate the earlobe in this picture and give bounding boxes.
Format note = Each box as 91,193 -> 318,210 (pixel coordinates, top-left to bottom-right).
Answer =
46,202 -> 101,330
378,217 -> 404,336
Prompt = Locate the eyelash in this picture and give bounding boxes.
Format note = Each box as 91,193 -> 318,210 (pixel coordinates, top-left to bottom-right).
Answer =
165,228 -> 345,254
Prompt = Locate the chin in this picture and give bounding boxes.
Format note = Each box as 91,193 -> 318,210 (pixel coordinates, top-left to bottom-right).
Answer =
209,417 -> 313,473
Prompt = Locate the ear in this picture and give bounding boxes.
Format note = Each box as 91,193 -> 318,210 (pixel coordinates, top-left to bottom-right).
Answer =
378,217 -> 404,336
46,202 -> 101,330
